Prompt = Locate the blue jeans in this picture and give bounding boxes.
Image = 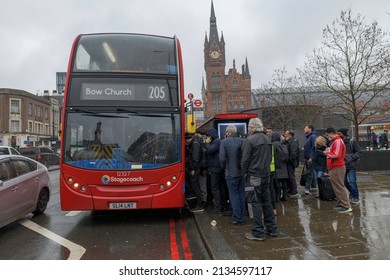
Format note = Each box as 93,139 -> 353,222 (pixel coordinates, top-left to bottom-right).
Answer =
249,176 -> 277,237
225,176 -> 246,223
314,170 -> 324,185
344,169 -> 359,200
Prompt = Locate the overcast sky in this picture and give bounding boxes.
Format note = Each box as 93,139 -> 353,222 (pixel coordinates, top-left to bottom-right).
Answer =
1,0 -> 389,99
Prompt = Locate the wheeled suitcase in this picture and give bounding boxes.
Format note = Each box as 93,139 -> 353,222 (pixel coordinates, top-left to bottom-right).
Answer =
318,176 -> 336,201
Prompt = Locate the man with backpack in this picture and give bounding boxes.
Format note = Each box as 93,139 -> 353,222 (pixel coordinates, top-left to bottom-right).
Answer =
337,128 -> 361,205
284,130 -> 300,197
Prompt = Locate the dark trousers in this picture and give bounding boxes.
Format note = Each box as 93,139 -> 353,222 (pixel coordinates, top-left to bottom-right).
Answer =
269,172 -> 276,209
210,172 -> 228,211
286,162 -> 298,194
249,176 -> 277,237
187,168 -> 203,207
225,176 -> 246,223
305,160 -> 317,190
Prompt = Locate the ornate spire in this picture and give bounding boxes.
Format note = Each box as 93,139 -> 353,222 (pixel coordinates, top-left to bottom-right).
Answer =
244,57 -> 250,76
209,0 -> 219,46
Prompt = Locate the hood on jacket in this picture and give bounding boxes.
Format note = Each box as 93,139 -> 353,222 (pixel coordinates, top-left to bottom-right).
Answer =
271,131 -> 281,142
206,128 -> 219,139
306,130 -> 318,139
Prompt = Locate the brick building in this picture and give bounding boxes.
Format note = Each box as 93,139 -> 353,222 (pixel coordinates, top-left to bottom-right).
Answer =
201,1 -> 252,120
0,88 -> 60,148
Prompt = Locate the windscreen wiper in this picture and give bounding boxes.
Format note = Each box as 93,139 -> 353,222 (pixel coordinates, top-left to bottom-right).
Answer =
116,108 -> 171,118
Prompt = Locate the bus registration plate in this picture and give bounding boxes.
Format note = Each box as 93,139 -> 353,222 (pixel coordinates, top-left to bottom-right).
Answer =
109,202 -> 137,209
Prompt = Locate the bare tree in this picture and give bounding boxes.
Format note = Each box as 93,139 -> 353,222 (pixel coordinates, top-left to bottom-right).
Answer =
301,9 -> 390,141
253,67 -> 326,131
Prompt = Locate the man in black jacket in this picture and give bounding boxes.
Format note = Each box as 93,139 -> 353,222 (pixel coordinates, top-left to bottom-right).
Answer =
186,133 -> 205,212
241,118 -> 278,241
284,130 -> 300,197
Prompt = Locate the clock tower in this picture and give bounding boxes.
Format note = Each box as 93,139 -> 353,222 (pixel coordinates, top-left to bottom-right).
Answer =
202,1 -> 252,120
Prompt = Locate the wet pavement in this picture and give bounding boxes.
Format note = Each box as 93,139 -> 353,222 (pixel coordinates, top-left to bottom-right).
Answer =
193,169 -> 390,260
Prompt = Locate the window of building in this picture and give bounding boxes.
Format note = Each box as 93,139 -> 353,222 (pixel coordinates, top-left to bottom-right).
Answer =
28,121 -> 33,133
28,103 -> 33,116
211,73 -> 222,91
45,108 -> 49,120
10,99 -> 20,114
35,105 -> 43,118
233,103 -> 238,110
232,79 -> 239,91
10,120 -> 20,132
240,102 -> 245,110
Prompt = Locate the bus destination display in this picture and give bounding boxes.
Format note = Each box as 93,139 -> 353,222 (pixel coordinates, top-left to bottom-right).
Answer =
81,83 -> 169,101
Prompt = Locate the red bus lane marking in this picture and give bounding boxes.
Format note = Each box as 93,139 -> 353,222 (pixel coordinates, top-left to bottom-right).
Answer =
178,218 -> 193,260
169,218 -> 180,260
169,218 -> 192,260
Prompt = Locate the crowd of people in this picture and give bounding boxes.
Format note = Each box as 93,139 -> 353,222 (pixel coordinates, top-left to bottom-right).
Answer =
371,130 -> 389,149
185,118 -> 362,242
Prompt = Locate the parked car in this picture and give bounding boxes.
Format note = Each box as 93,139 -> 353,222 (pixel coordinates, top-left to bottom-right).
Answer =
0,154 -> 51,228
0,146 -> 20,155
18,146 -> 59,167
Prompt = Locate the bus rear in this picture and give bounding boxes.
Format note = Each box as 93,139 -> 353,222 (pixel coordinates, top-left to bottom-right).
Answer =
60,33 -> 186,210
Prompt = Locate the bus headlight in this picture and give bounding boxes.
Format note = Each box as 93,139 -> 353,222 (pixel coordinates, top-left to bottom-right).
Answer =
160,184 -> 165,190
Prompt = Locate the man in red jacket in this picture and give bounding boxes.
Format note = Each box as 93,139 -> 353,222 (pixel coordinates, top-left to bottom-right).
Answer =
324,127 -> 352,213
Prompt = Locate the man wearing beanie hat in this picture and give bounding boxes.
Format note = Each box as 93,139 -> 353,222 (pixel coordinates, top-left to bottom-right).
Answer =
337,128 -> 361,205
337,128 -> 349,137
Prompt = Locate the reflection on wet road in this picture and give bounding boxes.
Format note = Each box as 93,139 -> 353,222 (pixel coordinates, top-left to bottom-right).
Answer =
194,170 -> 390,260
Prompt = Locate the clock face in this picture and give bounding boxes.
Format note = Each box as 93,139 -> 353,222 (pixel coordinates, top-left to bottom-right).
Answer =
210,51 -> 220,59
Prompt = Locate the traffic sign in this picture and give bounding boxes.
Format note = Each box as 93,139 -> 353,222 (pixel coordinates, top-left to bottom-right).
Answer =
194,99 -> 202,107
188,93 -> 194,100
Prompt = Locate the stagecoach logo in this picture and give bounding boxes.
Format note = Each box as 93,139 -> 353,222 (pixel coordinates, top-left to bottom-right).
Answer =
102,175 -> 111,184
101,175 -> 144,184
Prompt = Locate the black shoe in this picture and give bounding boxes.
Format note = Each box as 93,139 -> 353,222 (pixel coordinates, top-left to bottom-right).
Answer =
280,196 -> 287,201
190,206 -> 205,213
230,220 -> 244,226
289,192 -> 299,198
266,231 -> 279,237
212,208 -> 222,214
245,233 -> 265,241
223,210 -> 232,216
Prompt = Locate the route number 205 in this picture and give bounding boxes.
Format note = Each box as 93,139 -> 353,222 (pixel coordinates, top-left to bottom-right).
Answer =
149,86 -> 166,99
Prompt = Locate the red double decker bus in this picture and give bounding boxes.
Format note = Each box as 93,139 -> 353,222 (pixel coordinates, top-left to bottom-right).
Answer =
60,33 -> 186,210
